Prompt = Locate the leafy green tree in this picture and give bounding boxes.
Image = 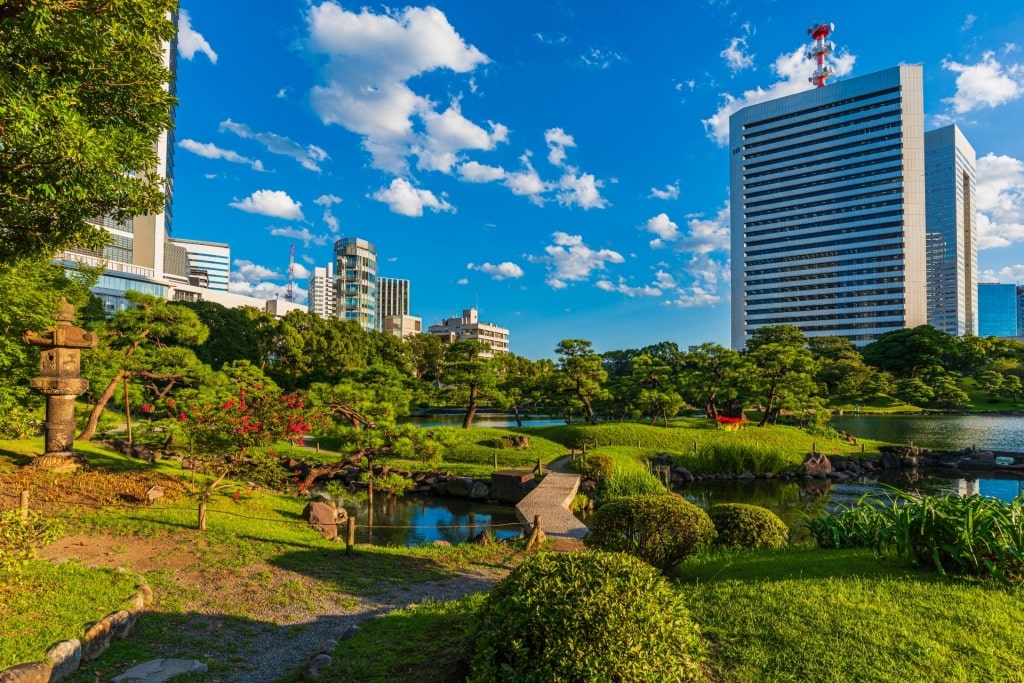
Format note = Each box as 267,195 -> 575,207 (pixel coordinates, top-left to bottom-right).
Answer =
630,353 -> 684,426
808,336 -> 873,398
441,340 -> 501,428
308,365 -> 413,430
744,325 -> 819,427
975,369 -> 1005,399
79,292 -> 208,440
553,339 -> 609,424
406,333 -> 445,382
494,354 -> 554,427
894,378 -> 933,407
177,301 -> 274,370
930,374 -> 970,410
267,311 -> 367,389
679,342 -> 748,418
861,326 -> 955,379
0,0 -> 177,263
1000,375 -> 1023,405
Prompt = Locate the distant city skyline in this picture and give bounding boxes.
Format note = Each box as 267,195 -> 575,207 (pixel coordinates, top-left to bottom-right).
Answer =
171,2 -> 1024,360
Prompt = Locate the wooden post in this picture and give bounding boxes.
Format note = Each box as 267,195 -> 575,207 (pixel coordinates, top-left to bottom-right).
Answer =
861,444 -> 865,453
493,452 -> 498,469
812,442 -> 816,454
525,514 -> 543,552
582,442 -> 586,453
346,516 -> 356,554
198,501 -> 207,531
637,441 -> 641,448
536,458 -> 543,474
20,490 -> 29,520
316,441 -> 320,453
694,442 -> 698,455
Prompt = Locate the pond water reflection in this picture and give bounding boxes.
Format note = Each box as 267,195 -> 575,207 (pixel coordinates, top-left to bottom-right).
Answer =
341,495 -> 522,546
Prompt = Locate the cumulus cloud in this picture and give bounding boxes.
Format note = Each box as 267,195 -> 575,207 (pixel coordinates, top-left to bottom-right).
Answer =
458,161 -> 506,183
528,231 -> 625,289
649,182 -> 680,200
721,35 -> 755,73
314,194 -> 342,233
232,259 -> 281,284
977,153 -> 1024,249
371,178 -> 454,216
229,260 -> 310,303
177,10 -> 218,64
220,119 -> 329,172
659,254 -> 731,308
703,45 -> 856,145
545,127 -> 575,167
268,226 -> 329,247
556,170 -> 607,209
179,139 -> 263,171
467,261 -> 525,280
504,153 -> 550,205
595,276 -> 662,297
306,3 -> 499,175
643,213 -> 682,248
942,52 -> 1024,114
229,190 -> 304,220
980,265 -> 1024,283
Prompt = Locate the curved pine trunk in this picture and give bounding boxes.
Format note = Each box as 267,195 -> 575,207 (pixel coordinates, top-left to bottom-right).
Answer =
78,369 -> 128,441
463,384 -> 478,429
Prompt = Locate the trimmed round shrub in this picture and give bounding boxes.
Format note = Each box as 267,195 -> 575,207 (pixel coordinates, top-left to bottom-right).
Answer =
584,494 -> 716,571
467,551 -> 707,682
577,452 -> 614,484
708,503 -> 789,550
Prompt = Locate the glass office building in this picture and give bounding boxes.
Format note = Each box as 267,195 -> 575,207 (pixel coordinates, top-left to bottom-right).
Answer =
730,65 -> 928,348
978,283 -> 1018,337
334,237 -> 377,331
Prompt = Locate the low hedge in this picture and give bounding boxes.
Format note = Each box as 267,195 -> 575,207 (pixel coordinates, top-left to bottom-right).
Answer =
708,503 -> 789,550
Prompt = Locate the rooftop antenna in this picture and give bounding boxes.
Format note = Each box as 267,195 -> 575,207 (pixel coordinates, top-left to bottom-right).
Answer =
806,22 -> 835,87
284,244 -> 296,302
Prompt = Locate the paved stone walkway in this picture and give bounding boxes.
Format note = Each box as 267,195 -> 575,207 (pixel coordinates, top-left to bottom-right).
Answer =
514,459 -> 587,541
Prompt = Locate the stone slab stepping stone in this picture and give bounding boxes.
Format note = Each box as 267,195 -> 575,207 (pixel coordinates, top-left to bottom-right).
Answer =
111,659 -> 207,683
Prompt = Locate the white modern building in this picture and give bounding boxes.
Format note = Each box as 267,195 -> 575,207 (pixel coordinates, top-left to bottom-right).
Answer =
378,277 -> 410,320
428,308 -> 510,357
730,64 -> 928,348
170,238 -> 230,291
924,124 -> 977,336
334,237 -> 378,331
307,262 -> 336,319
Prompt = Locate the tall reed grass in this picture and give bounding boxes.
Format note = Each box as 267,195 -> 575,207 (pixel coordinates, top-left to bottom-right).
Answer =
684,443 -> 791,475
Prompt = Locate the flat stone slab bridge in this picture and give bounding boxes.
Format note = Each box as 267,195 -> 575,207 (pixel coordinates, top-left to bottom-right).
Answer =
514,471 -> 588,541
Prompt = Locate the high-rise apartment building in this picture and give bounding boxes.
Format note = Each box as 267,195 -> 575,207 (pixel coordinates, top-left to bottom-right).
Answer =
925,125 -> 977,336
730,65 -> 928,348
170,238 -> 230,291
307,262 -> 336,319
978,283 -> 1018,337
334,237 -> 378,331
378,277 -> 411,320
428,308 -> 510,357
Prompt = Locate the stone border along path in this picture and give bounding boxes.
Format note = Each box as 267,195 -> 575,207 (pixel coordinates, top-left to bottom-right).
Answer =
514,458 -> 587,543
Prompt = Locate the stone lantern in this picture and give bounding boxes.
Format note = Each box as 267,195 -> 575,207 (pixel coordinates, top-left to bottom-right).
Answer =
22,298 -> 97,472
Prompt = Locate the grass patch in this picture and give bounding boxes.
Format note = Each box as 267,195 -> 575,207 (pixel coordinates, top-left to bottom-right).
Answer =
0,560 -> 143,670
676,546 -> 1024,683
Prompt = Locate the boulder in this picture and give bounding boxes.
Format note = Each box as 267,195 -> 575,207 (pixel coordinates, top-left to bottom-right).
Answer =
490,471 -> 535,503
0,662 -> 52,683
45,639 -> 81,682
302,654 -> 332,681
303,501 -> 338,540
879,451 -> 902,470
82,617 -> 113,662
469,481 -> 490,499
672,466 -> 694,484
446,477 -> 475,498
801,452 -> 832,477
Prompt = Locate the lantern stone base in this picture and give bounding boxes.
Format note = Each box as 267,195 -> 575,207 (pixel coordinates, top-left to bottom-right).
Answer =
32,451 -> 90,473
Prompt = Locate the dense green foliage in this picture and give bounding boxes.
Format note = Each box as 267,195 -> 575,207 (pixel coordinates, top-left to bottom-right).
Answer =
805,491 -> 1024,584
0,0 -> 178,263
0,508 -> 63,575
467,551 -> 707,682
708,503 -> 789,550
585,495 -> 716,571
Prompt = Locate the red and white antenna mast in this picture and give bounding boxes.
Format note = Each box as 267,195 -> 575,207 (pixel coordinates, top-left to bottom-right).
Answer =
806,22 -> 835,87
284,244 -> 296,302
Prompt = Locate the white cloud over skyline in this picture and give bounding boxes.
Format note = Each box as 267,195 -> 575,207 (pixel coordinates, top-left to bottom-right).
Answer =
529,231 -> 625,289
977,153 -> 1024,249
219,119 -> 329,172
229,190 -> 304,220
942,51 -> 1024,114
467,261 -> 525,280
179,139 -> 263,171
371,178 -> 455,216
177,10 -> 218,64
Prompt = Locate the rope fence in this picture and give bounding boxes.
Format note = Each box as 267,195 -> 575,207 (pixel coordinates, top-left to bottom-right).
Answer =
4,489 -> 527,553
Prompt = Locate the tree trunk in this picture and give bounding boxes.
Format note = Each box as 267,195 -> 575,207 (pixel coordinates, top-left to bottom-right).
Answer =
463,384 -> 478,429
511,404 -> 523,428
758,385 -> 778,427
79,368 -> 128,440
123,378 -> 133,445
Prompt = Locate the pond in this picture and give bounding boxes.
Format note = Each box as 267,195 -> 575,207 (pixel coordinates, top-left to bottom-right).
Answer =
401,414 -> 564,428
832,413 -> 1024,451
340,495 -> 522,546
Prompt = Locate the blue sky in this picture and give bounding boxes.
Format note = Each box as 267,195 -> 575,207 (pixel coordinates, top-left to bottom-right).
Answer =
171,1 -> 1024,361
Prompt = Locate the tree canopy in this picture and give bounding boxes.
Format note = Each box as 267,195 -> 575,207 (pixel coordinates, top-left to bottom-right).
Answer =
0,0 -> 177,263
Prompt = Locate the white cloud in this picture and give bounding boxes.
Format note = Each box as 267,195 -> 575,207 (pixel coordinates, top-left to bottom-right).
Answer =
179,139 -> 263,171
371,178 -> 454,216
467,261 -> 525,280
458,161 -> 506,183
595,276 -> 662,298
528,231 -> 625,289
177,10 -> 218,64
545,128 -> 575,167
232,259 -> 281,284
314,194 -> 342,233
643,213 -> 682,248
276,88 -> 288,99
703,45 -> 856,145
649,182 -> 680,200
942,52 -> 1024,114
220,119 -> 329,172
664,286 -> 722,308
229,190 -> 304,220
721,36 -> 754,73
556,170 -> 607,209
980,265 -> 1024,283
680,204 -> 731,254
306,3 -> 496,175
578,47 -> 625,70
457,277 -> 469,285
962,14 -> 977,31
977,153 -> 1024,249
268,226 -> 328,247
504,153 -> 550,205
654,270 -> 677,289
291,263 -> 312,280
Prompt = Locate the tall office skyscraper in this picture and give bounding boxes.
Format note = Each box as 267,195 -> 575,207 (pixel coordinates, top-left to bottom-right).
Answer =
377,277 -> 410,319
925,125 -> 977,336
307,263 -> 336,319
334,237 -> 378,331
730,64 -> 928,349
978,283 -> 1018,337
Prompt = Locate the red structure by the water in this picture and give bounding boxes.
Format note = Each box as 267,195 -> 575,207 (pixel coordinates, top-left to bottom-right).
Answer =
806,22 -> 835,87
